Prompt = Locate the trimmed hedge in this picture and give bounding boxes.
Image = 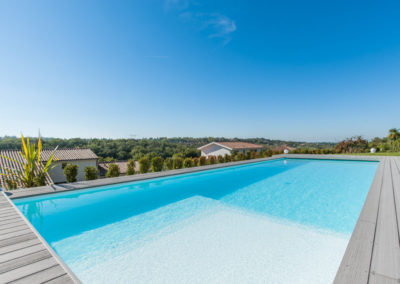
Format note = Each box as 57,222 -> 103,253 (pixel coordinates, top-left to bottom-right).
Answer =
183,158 -> 193,168
84,166 -> 98,180
164,158 -> 173,170
126,159 -> 136,175
199,156 -> 207,166
64,164 -> 79,182
151,157 -> 164,172
139,157 -> 150,174
208,155 -> 216,164
173,157 -> 183,169
106,163 -> 120,177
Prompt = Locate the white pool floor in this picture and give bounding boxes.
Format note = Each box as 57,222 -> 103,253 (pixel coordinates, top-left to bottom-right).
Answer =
53,196 -> 349,284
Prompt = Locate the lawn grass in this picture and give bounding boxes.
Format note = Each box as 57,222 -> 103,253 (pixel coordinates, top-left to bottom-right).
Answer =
337,152 -> 400,156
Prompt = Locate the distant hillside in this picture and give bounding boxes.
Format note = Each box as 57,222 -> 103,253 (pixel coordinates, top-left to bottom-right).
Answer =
0,136 -> 336,160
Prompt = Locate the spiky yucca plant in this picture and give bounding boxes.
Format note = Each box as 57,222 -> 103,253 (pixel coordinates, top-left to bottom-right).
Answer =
0,135 -> 58,189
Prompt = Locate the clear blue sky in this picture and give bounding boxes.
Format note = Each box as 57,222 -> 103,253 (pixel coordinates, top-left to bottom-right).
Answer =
1,0 -> 399,142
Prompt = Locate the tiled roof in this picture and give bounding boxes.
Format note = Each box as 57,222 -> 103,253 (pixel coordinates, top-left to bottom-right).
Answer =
0,150 -> 53,189
98,161 -> 132,176
198,141 -> 263,151
217,142 -> 263,150
41,148 -> 98,161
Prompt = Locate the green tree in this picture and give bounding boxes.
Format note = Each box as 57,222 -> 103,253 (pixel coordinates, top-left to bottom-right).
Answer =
208,156 -> 216,164
183,158 -> 193,168
217,155 -> 224,163
64,164 -> 79,182
139,157 -> 150,173
84,166 -> 98,180
164,158 -> 173,170
192,157 -> 199,167
388,128 -> 400,141
199,156 -> 207,166
224,154 -> 231,162
173,157 -> 183,169
151,157 -> 164,172
106,163 -> 120,177
126,159 -> 136,175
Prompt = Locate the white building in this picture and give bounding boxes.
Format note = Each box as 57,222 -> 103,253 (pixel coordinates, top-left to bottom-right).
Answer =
0,148 -> 99,188
43,149 -> 99,183
198,142 -> 263,157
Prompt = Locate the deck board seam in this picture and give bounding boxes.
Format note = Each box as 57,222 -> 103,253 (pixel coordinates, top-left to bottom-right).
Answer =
0,227 -> 32,237
0,232 -> 34,244
41,273 -> 69,284
0,248 -> 48,265
0,242 -> 44,257
391,159 -> 400,248
6,263 -> 62,284
367,158 -> 386,284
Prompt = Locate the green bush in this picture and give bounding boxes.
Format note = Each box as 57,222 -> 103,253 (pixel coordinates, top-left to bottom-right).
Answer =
5,178 -> 17,190
151,157 -> 164,172
106,163 -> 120,178
208,155 -> 216,164
84,166 -> 98,180
164,158 -> 173,170
217,155 -> 224,163
245,151 -> 252,160
126,159 -> 136,175
173,157 -> 183,169
251,151 -> 258,159
192,157 -> 199,167
33,173 -> 46,187
236,153 -> 245,161
64,164 -> 79,182
224,154 -> 231,162
183,158 -> 193,168
199,156 -> 207,166
262,150 -> 272,157
139,157 -> 150,174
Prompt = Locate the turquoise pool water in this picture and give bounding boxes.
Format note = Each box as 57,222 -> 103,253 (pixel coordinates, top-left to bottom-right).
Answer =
14,158 -> 378,283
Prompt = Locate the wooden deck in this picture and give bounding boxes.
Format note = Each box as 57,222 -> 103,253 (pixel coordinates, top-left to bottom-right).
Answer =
0,154 -> 399,283
334,156 -> 400,283
0,191 -> 80,283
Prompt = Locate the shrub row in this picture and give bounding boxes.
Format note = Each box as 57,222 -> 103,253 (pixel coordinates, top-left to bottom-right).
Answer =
62,150 -> 275,183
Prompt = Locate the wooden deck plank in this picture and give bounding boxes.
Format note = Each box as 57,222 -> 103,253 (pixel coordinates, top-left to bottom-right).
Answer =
0,239 -> 42,256
0,258 -> 59,283
0,244 -> 45,263
9,265 -> 67,284
334,220 -> 376,284
0,191 -> 80,283
0,233 -> 37,248
0,229 -> 33,241
44,274 -> 75,284
0,225 -> 31,237
334,159 -> 385,284
0,221 -> 26,231
369,158 -> 400,280
0,249 -> 51,274
392,158 -> 400,241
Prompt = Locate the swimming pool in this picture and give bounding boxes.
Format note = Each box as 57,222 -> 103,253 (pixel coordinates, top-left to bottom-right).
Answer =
14,158 -> 378,283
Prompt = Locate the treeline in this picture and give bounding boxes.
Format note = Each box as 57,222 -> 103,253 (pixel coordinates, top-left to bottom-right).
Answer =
0,136 -> 335,161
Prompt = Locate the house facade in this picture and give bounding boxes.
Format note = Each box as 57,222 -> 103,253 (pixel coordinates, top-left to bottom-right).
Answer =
43,149 -> 99,183
0,148 -> 98,188
198,142 -> 263,157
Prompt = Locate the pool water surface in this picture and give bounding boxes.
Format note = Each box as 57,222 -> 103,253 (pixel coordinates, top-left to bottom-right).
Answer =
14,158 -> 378,283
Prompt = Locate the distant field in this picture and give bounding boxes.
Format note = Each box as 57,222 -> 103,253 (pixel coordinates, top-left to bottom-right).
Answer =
337,152 -> 400,156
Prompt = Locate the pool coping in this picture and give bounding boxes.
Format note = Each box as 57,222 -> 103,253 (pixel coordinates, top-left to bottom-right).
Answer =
2,154 -> 398,283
